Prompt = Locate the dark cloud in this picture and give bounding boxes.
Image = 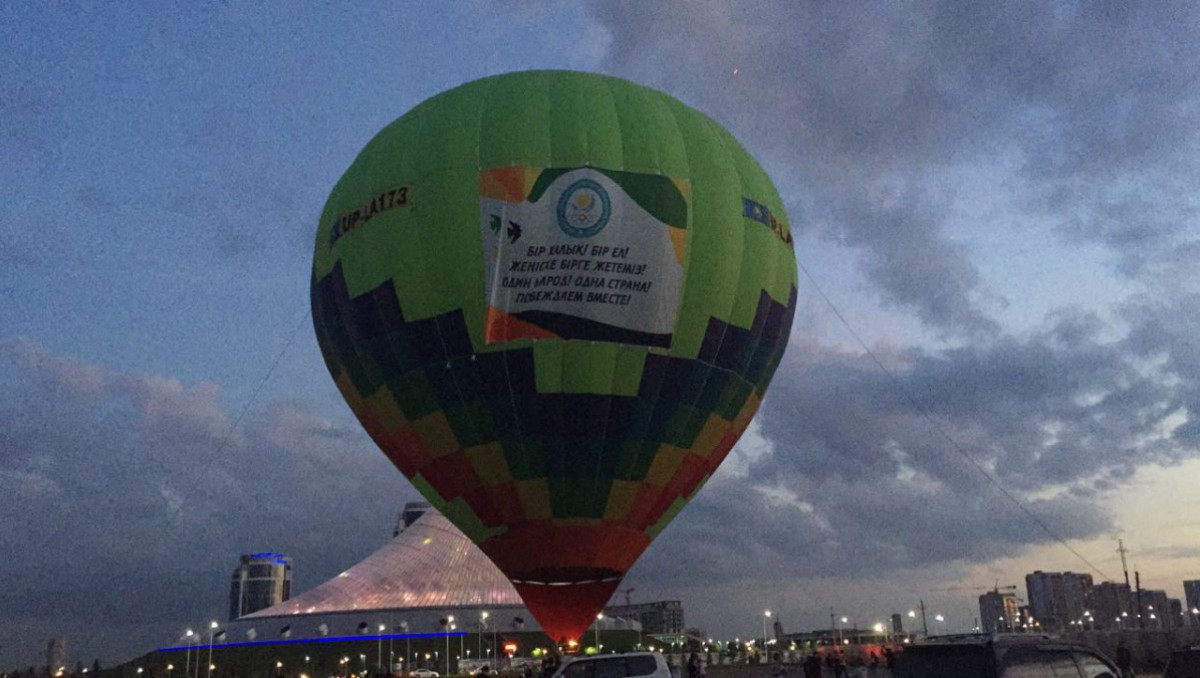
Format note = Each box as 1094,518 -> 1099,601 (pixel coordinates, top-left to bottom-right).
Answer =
623,295 -> 1197,623
0,338 -> 416,666
586,1 -> 1200,331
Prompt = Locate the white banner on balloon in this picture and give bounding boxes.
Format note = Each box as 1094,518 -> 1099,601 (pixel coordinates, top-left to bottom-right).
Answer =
479,166 -> 687,348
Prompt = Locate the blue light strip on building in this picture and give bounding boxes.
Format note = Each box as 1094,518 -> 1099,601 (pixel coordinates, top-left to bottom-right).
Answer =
157,631 -> 465,653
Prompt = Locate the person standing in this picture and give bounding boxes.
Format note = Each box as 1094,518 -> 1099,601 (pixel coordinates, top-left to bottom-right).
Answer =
769,654 -> 788,678
802,653 -> 822,678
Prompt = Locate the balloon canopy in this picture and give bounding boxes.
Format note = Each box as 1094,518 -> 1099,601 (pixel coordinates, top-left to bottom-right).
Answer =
311,70 -> 797,644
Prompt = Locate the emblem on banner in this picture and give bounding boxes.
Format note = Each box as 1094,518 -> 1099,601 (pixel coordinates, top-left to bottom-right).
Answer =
556,178 -> 611,238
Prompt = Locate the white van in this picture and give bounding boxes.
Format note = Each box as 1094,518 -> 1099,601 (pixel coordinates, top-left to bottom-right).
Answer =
550,652 -> 671,678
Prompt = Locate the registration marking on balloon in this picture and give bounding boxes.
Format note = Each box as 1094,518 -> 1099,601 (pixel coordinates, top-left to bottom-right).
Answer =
479,166 -> 689,348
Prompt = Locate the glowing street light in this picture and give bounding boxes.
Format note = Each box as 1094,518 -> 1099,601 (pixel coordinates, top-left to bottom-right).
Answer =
444,615 -> 456,676
398,620 -> 410,671
596,613 -> 604,653
379,624 -> 387,670
763,610 -> 772,652
207,621 -> 219,678
184,629 -> 195,678
479,612 -> 488,665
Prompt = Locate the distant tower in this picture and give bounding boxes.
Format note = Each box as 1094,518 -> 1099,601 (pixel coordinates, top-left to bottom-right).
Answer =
46,638 -> 67,676
394,501 -> 433,536
229,552 -> 292,620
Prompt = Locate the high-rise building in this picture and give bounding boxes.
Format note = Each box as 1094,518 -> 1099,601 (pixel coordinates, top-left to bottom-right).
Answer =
1024,571 -> 1093,630
603,600 -> 685,636
1184,580 -> 1200,626
1140,590 -> 1173,629
1062,573 -> 1093,624
46,637 -> 67,675
394,501 -> 432,537
229,552 -> 293,621
1089,581 -> 1132,630
1026,571 -> 1061,629
978,591 -> 1020,633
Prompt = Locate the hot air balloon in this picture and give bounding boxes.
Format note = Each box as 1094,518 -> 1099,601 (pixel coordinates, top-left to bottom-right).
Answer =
311,70 -> 797,644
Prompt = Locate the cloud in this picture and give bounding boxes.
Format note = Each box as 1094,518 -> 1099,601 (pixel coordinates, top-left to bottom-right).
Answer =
585,2 -> 1200,334
0,338 -> 415,665
626,297 -> 1196,607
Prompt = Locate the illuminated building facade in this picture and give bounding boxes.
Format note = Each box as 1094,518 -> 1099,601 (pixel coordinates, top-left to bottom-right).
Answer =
230,552 -> 293,620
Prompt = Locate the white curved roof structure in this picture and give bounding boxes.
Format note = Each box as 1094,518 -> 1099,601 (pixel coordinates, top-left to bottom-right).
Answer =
247,508 -> 524,618
166,506 -> 638,651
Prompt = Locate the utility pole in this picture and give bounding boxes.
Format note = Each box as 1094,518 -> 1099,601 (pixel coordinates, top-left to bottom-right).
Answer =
919,600 -> 929,636
1135,571 -> 1144,630
1118,540 -> 1131,588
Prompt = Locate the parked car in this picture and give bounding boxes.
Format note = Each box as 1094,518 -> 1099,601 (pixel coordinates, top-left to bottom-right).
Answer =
893,633 -> 1120,678
410,669 -> 440,678
550,652 -> 671,678
1164,645 -> 1200,678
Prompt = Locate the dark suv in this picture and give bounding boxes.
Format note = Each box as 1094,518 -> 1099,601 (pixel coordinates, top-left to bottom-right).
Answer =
1164,645 -> 1200,678
893,634 -> 1120,678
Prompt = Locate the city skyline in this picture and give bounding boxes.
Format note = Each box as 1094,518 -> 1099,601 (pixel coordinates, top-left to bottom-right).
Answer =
3,2 -> 1199,669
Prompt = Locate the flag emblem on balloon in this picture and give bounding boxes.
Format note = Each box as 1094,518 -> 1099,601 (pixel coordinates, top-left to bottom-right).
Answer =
557,178 -> 611,237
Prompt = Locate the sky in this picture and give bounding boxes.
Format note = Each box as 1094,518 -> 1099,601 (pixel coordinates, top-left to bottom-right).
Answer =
3,1 -> 1199,668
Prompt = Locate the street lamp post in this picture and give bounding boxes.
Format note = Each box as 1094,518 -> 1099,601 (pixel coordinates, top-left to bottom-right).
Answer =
379,624 -> 387,671
595,613 -> 603,653
399,621 -> 409,672
445,615 -> 455,676
479,612 -> 487,666
184,629 -> 194,678
763,610 -> 771,656
207,621 -> 218,678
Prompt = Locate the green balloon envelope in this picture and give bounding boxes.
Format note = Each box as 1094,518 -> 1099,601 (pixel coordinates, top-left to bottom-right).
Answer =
311,70 -> 797,643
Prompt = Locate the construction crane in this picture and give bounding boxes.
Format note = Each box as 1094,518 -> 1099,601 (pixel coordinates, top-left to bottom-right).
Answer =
934,583 -> 1019,594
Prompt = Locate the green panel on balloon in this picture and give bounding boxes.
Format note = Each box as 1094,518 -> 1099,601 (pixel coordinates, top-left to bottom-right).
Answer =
311,70 -> 797,646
